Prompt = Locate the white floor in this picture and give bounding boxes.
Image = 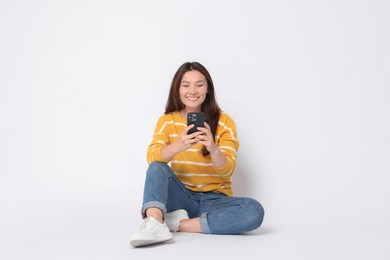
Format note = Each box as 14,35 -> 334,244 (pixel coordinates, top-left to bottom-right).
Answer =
1,200 -> 389,260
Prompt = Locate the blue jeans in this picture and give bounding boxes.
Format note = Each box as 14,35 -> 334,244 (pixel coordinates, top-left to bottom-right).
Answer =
141,162 -> 265,234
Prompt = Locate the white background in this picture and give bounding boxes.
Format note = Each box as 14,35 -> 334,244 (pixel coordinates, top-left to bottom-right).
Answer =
1,0 -> 389,259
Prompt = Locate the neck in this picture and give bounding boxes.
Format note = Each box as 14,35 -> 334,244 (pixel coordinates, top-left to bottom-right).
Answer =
181,107 -> 201,117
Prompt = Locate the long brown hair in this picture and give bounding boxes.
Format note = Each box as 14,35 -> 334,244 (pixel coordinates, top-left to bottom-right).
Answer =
165,62 -> 221,156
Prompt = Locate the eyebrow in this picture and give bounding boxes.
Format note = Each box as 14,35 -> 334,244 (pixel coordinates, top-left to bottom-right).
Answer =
181,80 -> 205,84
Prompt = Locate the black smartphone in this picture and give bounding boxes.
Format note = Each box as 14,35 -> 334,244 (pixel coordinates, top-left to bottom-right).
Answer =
187,112 -> 205,134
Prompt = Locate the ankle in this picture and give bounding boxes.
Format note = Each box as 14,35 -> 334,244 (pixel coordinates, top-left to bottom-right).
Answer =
146,208 -> 163,223
177,219 -> 189,232
178,218 -> 202,233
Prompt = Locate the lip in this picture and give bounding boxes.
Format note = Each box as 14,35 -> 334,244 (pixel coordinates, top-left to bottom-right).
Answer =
186,97 -> 199,101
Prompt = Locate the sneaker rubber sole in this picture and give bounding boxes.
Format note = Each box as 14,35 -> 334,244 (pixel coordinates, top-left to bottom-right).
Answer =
130,232 -> 173,247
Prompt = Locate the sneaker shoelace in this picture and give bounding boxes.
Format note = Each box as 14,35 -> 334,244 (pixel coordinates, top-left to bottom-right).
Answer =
139,218 -> 158,232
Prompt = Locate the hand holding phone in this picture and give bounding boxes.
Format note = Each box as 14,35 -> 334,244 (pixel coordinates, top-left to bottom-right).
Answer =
187,112 -> 205,135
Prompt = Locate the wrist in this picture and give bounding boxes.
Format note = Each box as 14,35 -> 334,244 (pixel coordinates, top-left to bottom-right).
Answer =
209,147 -> 220,155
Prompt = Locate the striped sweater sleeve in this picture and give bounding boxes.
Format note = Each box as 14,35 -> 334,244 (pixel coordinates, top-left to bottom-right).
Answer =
146,114 -> 171,164
214,113 -> 239,174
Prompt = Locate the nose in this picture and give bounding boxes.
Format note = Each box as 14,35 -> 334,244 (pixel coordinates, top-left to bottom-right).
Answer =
189,85 -> 197,94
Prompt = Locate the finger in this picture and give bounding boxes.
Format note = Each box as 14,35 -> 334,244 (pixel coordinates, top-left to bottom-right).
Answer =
199,134 -> 208,142
197,127 -> 209,134
183,124 -> 195,135
197,140 -> 208,146
185,132 -> 203,142
196,127 -> 207,134
194,135 -> 204,142
188,131 -> 204,138
184,137 -> 198,144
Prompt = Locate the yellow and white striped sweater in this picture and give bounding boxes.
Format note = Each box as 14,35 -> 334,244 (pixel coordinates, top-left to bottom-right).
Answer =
146,111 -> 239,196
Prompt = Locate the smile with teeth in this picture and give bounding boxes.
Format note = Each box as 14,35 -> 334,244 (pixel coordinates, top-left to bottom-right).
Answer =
187,97 -> 199,101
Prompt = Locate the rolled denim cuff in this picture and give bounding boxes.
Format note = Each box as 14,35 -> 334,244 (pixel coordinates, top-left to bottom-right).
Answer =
200,212 -> 211,234
141,201 -> 167,218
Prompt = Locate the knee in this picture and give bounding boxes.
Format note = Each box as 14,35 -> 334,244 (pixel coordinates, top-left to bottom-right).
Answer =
147,161 -> 165,171
146,161 -> 172,176
246,198 -> 265,230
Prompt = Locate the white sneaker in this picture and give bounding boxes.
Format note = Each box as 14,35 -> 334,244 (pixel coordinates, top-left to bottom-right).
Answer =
164,209 -> 189,232
129,217 -> 173,247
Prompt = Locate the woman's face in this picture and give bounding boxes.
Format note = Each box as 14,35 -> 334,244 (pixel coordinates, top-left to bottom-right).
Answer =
179,70 -> 208,113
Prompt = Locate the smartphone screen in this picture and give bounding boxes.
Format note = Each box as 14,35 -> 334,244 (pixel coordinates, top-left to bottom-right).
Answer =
187,112 -> 205,134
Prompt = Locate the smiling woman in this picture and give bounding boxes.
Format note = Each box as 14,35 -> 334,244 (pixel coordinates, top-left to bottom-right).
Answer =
129,61 -> 265,247
179,70 -> 208,110
165,62 -> 221,157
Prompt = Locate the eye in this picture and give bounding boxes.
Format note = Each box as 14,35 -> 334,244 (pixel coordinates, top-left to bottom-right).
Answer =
197,84 -> 204,87
181,84 -> 189,88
